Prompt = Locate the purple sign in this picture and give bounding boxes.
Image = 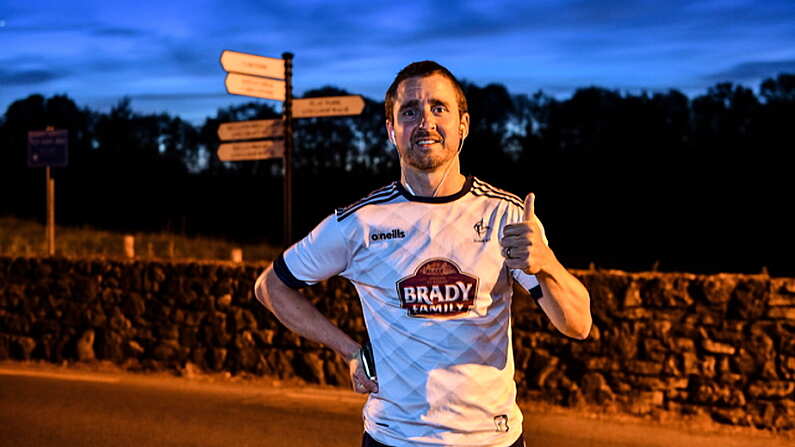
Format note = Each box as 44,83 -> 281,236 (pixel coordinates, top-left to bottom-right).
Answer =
28,129 -> 68,167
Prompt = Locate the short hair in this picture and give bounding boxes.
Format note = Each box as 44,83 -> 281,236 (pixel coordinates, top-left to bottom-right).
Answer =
384,61 -> 468,123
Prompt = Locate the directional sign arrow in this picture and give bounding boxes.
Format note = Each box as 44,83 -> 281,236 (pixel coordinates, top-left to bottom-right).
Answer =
217,119 -> 284,141
217,140 -> 285,162
220,50 -> 285,80
293,95 -> 365,118
225,73 -> 286,101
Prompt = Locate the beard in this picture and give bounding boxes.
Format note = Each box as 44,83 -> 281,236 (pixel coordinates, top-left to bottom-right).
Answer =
404,148 -> 451,170
400,135 -> 457,171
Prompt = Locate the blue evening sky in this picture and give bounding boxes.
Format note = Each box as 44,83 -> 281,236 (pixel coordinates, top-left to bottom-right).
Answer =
2,0 -> 794,123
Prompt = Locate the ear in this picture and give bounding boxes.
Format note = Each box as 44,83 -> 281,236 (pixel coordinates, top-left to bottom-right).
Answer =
459,112 -> 470,140
385,120 -> 396,145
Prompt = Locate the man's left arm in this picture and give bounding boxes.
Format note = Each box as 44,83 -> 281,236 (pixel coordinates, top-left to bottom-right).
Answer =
501,193 -> 592,340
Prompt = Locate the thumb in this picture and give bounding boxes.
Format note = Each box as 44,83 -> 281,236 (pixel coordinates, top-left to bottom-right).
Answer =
524,192 -> 535,221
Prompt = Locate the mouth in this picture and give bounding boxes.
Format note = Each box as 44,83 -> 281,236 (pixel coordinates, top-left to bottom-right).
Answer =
412,135 -> 443,148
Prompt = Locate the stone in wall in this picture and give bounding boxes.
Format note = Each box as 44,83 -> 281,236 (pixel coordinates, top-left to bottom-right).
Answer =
729,278 -> 769,319
4,257 -> 795,432
640,276 -> 693,308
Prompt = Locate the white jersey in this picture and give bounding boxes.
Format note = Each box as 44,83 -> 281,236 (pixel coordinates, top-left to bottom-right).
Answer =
274,176 -> 544,447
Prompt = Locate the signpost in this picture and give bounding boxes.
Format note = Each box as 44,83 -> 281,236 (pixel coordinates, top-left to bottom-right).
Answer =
220,50 -> 285,80
28,129 -> 68,167
293,95 -> 365,118
217,119 -> 284,141
217,140 -> 285,162
218,49 -> 367,246
224,73 -> 286,101
28,128 -> 68,256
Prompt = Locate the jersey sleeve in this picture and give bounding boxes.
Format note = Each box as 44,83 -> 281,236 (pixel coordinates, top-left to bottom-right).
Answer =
505,201 -> 548,300
273,213 -> 350,289
512,270 -> 543,300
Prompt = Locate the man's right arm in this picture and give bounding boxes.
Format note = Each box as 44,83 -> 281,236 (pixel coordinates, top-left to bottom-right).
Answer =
254,264 -> 378,393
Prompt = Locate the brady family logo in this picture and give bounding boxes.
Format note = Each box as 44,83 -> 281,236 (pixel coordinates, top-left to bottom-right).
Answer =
370,229 -> 406,241
396,259 -> 479,317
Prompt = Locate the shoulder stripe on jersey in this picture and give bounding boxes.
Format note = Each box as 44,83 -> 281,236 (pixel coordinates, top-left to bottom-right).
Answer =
473,177 -> 519,195
471,184 -> 524,208
472,184 -> 524,208
335,183 -> 398,216
472,179 -> 524,205
472,184 -> 522,203
336,191 -> 402,221
471,190 -> 525,208
335,187 -> 398,219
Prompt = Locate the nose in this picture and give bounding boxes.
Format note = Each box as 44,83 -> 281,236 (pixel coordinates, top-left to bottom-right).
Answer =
418,108 -> 436,130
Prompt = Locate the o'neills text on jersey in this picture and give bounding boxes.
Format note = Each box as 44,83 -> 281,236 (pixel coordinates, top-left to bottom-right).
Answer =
370,229 -> 406,241
396,259 -> 479,317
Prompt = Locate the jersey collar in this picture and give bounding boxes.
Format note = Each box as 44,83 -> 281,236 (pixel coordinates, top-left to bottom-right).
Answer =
396,176 -> 474,203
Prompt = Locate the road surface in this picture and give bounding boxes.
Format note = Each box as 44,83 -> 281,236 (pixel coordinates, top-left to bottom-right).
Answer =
0,362 -> 790,447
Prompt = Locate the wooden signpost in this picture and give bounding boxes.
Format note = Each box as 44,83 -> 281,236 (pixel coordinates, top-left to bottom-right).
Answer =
217,119 -> 284,141
217,140 -> 285,162
218,50 -> 366,245
293,95 -> 365,118
220,50 -> 285,80
28,127 -> 68,256
224,73 -> 286,101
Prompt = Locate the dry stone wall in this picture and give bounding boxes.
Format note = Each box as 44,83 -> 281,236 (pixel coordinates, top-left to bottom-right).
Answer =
0,256 -> 793,431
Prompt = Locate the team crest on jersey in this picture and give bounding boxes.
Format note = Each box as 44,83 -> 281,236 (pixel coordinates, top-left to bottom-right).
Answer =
396,259 -> 479,317
473,218 -> 491,242
494,415 -> 509,432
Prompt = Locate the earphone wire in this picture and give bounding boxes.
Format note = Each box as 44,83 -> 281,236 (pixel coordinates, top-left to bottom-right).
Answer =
428,137 -> 463,197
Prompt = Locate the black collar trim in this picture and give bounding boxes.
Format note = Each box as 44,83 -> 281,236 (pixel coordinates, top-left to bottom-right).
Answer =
396,176 -> 474,203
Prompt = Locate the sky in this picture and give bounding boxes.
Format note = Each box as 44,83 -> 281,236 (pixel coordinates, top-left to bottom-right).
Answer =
2,0 -> 795,124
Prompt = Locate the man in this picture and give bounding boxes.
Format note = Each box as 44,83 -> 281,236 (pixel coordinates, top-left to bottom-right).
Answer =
255,61 -> 591,447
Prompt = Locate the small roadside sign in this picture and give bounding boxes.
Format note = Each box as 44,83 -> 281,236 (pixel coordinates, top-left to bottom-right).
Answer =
293,95 -> 365,118
217,140 -> 285,162
28,129 -> 68,167
220,50 -> 285,80
218,119 -> 284,141
225,72 -> 286,101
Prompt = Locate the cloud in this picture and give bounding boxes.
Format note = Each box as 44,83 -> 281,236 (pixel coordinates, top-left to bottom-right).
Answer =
705,59 -> 795,82
91,26 -> 145,37
0,68 -> 66,86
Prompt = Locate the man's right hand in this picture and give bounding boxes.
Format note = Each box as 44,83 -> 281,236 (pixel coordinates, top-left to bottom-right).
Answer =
348,347 -> 379,394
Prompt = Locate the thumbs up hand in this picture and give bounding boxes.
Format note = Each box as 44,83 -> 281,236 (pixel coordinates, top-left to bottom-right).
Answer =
500,193 -> 554,275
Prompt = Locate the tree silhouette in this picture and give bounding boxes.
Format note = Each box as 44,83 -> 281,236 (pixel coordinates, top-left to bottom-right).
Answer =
3,73 -> 794,274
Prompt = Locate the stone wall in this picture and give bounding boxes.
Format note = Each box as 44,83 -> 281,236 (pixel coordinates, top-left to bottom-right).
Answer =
0,256 -> 793,431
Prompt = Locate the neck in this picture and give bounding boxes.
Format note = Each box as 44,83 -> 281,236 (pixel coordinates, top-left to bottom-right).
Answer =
401,158 -> 466,197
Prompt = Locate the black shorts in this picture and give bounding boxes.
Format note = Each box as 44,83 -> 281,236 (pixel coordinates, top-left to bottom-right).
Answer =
362,431 -> 525,447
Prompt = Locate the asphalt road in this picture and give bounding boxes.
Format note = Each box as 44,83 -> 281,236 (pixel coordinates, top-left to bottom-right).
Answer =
0,363 -> 791,447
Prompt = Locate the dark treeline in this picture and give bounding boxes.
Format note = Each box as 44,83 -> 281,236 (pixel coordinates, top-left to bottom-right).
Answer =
1,74 -> 793,275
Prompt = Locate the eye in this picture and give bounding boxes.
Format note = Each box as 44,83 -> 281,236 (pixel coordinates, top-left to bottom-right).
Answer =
401,109 -> 416,118
432,105 -> 447,114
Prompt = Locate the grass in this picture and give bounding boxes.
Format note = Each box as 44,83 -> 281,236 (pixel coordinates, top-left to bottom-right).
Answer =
0,216 -> 281,263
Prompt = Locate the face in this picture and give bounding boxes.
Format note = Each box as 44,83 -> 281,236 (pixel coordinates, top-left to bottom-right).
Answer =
387,74 -> 469,171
